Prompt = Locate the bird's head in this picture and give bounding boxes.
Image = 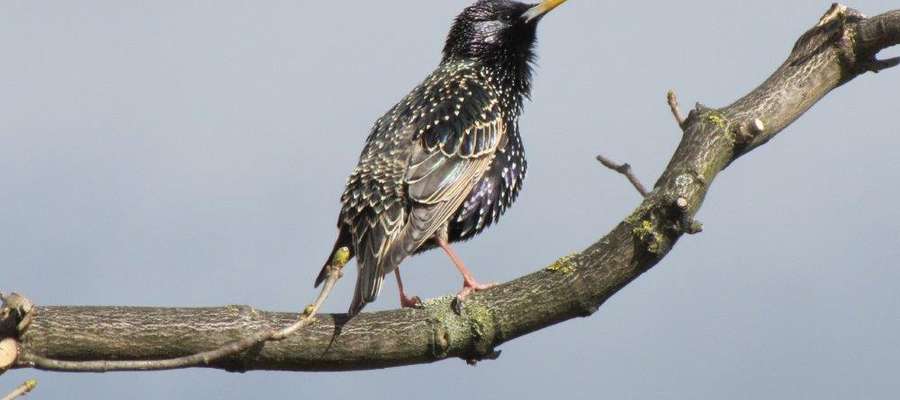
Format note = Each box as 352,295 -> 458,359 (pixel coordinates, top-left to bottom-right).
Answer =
442,0 -> 567,67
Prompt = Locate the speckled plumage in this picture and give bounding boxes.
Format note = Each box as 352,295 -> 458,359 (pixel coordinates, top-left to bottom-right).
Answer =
316,0 -> 565,315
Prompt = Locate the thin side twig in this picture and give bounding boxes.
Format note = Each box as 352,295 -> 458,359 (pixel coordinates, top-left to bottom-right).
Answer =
1,380 -> 37,400
19,248 -> 350,372
596,155 -> 650,197
667,90 -> 686,128
271,248 -> 349,340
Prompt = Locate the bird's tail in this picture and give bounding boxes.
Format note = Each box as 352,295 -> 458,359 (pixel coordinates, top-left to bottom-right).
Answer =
348,271 -> 381,316
347,222 -> 424,316
315,226 -> 354,288
347,234 -> 391,316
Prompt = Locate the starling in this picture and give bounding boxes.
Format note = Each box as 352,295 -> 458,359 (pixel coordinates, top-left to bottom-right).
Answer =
316,0 -> 568,315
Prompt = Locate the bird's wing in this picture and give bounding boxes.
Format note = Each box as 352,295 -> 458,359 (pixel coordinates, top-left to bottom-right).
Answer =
346,70 -> 506,314
400,116 -> 504,246
381,76 -> 508,269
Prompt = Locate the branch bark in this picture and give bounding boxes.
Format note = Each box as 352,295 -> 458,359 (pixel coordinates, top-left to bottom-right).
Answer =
6,5 -> 900,373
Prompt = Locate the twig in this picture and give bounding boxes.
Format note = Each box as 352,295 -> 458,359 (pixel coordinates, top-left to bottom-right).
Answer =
271,247 -> 349,340
19,248 -> 350,372
1,380 -> 37,400
667,90 -> 686,128
596,155 -> 650,197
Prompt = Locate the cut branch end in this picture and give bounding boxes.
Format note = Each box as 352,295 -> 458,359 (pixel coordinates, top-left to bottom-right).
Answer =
0,338 -> 18,372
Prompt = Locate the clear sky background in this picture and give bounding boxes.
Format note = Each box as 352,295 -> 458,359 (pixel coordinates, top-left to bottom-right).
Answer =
2,1 -> 899,399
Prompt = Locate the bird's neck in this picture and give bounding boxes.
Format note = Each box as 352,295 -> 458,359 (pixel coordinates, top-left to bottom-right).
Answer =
479,58 -> 534,114
442,54 -> 534,114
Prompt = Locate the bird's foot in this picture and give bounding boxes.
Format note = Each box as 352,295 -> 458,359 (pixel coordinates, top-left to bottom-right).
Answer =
400,294 -> 423,309
456,281 -> 496,301
452,280 -> 496,314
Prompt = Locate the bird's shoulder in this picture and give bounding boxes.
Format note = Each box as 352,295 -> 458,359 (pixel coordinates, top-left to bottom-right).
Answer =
370,62 -> 507,156
340,63 -> 507,221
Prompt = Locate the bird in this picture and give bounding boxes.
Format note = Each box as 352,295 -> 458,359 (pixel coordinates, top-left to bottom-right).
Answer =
316,0 -> 568,315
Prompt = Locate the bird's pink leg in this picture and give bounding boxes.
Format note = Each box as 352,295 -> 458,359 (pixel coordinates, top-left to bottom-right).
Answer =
437,237 -> 496,301
394,268 -> 422,309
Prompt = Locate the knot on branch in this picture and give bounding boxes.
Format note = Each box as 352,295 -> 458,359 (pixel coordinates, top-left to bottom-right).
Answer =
685,104 -> 734,138
790,3 -> 899,76
728,117 -> 767,154
686,105 -> 768,156
458,301 -> 501,365
625,171 -> 709,257
0,293 -> 34,339
790,4 -> 865,68
423,296 -> 502,366
626,201 -> 676,257
795,4 -> 900,75
427,318 -> 451,359
1,292 -> 34,374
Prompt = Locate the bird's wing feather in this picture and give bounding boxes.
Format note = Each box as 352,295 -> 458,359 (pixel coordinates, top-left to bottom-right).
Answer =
344,67 -> 506,314
400,117 -> 504,250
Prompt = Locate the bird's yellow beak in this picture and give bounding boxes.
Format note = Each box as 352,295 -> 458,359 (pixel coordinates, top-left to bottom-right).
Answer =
523,0 -> 568,23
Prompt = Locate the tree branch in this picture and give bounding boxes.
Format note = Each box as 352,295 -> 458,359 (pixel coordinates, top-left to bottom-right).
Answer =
10,248 -> 349,373
6,5 -> 899,373
595,155 -> 650,197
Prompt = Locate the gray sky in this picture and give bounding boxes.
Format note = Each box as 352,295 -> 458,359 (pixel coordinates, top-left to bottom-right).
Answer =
2,1 -> 899,398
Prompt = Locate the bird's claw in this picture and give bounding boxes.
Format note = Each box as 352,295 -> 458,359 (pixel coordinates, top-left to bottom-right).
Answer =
457,282 -> 496,300
451,281 -> 496,315
400,295 -> 423,309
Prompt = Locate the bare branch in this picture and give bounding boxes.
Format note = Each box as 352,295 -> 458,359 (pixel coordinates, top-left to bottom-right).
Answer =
596,155 -> 650,197
7,5 -> 900,374
17,248 -> 349,373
